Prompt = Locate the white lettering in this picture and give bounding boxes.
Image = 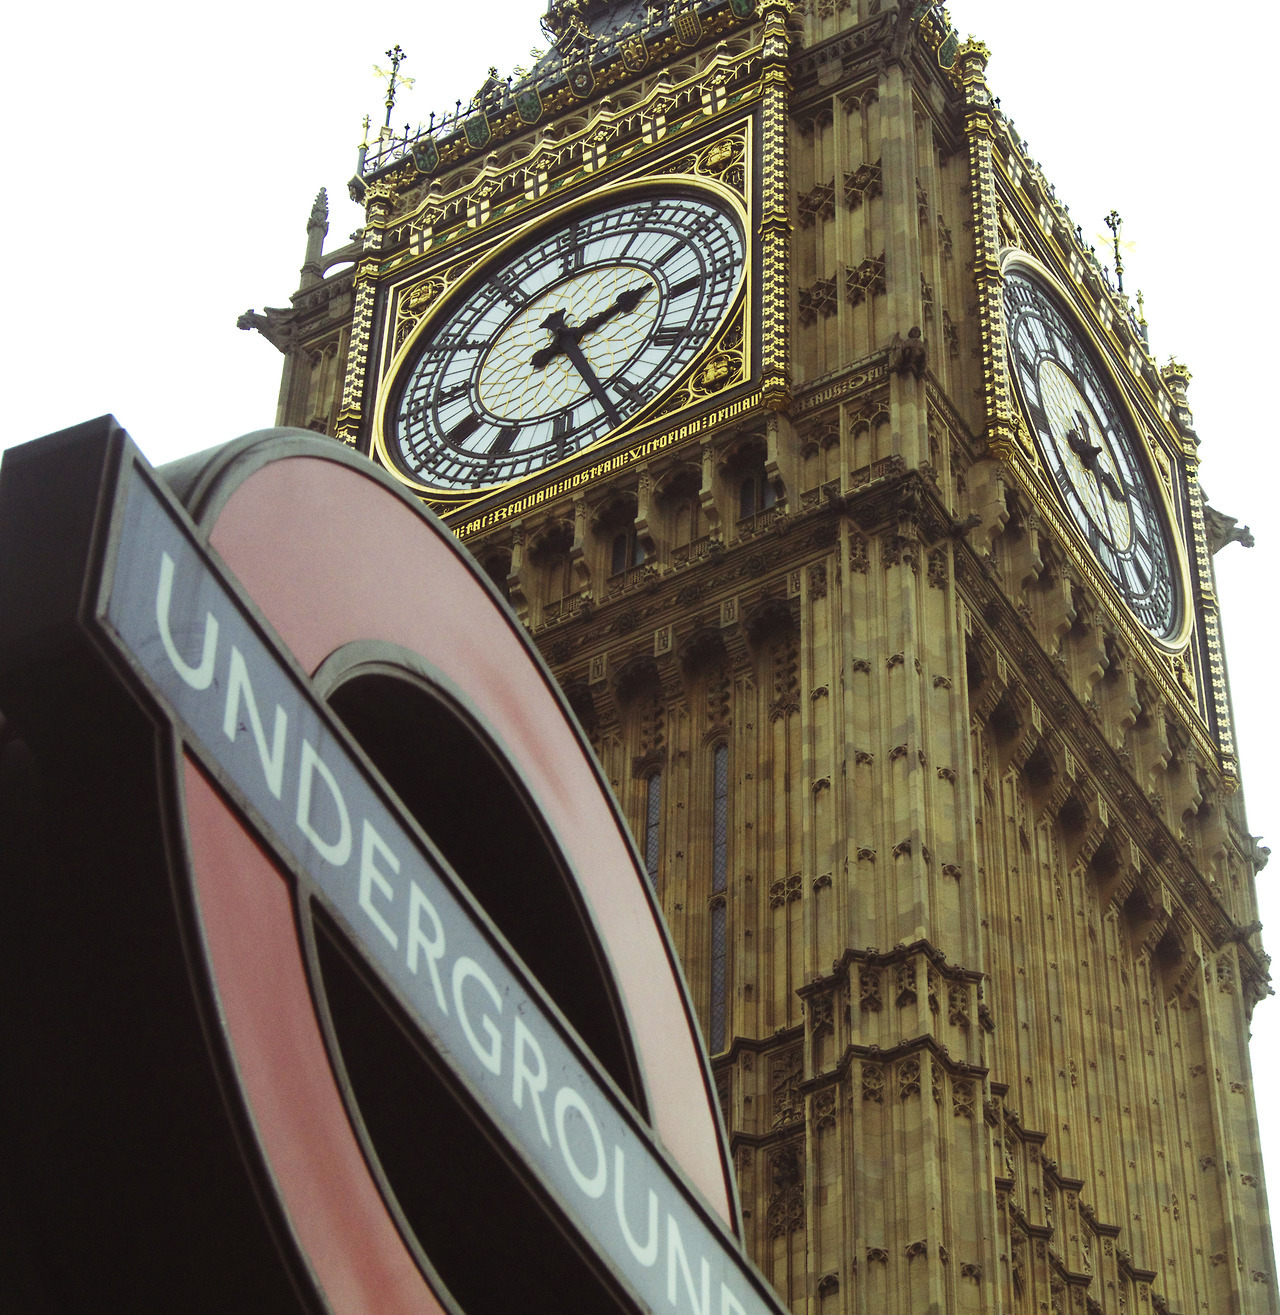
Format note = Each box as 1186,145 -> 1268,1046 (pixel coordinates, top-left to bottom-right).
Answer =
222,646 -> 287,799
358,818 -> 400,949
406,883 -> 449,1013
721,1285 -> 747,1315
453,956 -> 503,1075
667,1214 -> 710,1314
554,1086 -> 607,1200
295,740 -> 352,866
512,1016 -> 551,1146
156,552 -> 217,690
614,1145 -> 659,1266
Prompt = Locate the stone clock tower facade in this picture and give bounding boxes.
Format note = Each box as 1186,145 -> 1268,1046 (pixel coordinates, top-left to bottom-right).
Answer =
244,2 -> 1277,1311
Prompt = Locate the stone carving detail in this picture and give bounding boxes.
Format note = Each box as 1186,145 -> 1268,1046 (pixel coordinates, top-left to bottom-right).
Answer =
798,275 -> 839,325
961,1262 -> 982,1281
896,963 -> 918,1007
814,1087 -> 837,1131
770,635 -> 801,721
638,688 -> 666,755
809,562 -> 828,599
905,1239 -> 928,1259
866,1247 -> 889,1265
1217,955 -> 1235,992
928,546 -> 948,588
846,254 -> 887,306
766,1143 -> 805,1238
844,159 -> 883,208
898,1057 -> 921,1101
1011,1234 -> 1026,1291
810,991 -> 834,1038
953,1079 -> 975,1119
706,663 -> 731,730
948,984 -> 971,1029
889,326 -> 927,378
943,309 -> 959,357
862,1062 -> 885,1103
816,1271 -> 839,1296
937,212 -> 953,257
849,534 -> 869,573
770,1046 -> 804,1127
860,968 -> 883,1012
797,178 -> 836,227
769,873 -> 802,907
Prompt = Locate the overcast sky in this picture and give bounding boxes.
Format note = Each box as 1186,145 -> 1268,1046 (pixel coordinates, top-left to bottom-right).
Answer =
5,0 -> 1279,1256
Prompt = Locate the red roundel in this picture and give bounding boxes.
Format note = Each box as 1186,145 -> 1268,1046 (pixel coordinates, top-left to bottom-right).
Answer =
178,435 -> 736,1309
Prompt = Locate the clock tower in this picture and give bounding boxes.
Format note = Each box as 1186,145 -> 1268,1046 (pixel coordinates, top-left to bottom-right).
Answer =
242,2 -> 1277,1311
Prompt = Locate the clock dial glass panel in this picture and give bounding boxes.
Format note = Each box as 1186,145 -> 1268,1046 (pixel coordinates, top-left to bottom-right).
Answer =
1003,268 -> 1180,640
390,193 -> 746,491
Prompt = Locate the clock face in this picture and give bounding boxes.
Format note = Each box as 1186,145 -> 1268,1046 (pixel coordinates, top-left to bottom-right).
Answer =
1003,268 -> 1181,640
389,192 -> 746,492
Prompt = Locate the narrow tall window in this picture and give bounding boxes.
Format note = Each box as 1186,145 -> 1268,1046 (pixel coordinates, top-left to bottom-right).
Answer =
738,473 -> 777,519
710,742 -> 729,1052
644,772 -> 662,891
611,529 -> 643,576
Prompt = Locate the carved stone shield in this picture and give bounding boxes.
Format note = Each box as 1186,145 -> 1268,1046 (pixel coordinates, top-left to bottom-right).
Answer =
411,136 -> 439,174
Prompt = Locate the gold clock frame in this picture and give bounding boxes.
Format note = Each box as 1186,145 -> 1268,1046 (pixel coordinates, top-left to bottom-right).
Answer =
370,171 -> 755,513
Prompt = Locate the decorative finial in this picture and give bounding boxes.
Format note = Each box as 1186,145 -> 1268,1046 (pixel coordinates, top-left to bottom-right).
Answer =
359,113 -> 371,148
1104,210 -> 1125,293
373,44 -> 415,129
1135,289 -> 1147,325
1162,357 -> 1193,395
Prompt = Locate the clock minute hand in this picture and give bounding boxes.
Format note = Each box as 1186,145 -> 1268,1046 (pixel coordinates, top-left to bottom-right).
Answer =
1098,469 -> 1124,500
559,336 -> 623,427
529,310 -> 575,371
576,284 -> 651,339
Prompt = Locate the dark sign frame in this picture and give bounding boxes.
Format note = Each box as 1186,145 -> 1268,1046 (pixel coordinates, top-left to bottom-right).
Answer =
0,418 -> 786,1315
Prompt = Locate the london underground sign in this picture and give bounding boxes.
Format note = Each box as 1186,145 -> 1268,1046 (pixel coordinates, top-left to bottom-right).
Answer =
0,419 -> 787,1315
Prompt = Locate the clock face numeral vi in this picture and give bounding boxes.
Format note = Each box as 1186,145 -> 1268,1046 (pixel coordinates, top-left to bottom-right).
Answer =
389,192 -> 747,493
1002,268 -> 1181,641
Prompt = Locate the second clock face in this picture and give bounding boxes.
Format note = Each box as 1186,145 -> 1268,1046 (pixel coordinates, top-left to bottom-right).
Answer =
390,192 -> 746,492
1003,267 -> 1180,640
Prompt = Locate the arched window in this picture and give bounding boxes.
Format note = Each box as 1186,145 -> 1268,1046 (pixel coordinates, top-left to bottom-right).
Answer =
477,549 -> 512,604
643,771 -> 662,892
611,527 -> 644,576
738,471 -> 777,520
709,742 -> 729,1052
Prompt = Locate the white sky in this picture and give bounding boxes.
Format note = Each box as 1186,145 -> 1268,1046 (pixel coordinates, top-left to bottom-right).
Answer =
4,0 -> 1279,1262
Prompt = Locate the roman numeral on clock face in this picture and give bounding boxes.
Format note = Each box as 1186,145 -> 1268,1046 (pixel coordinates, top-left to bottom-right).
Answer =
445,413 -> 482,449
668,276 -> 701,299
488,426 -> 519,456
610,375 -> 646,410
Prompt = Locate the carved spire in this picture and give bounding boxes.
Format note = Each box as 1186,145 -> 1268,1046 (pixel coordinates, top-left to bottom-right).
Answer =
300,188 -> 328,290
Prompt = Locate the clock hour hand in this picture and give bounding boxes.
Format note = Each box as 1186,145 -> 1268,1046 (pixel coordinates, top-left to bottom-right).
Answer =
576,284 -> 651,339
529,309 -> 576,371
528,286 -> 650,370
532,309 -> 622,426
1098,469 -> 1124,501
1065,422 -> 1102,470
